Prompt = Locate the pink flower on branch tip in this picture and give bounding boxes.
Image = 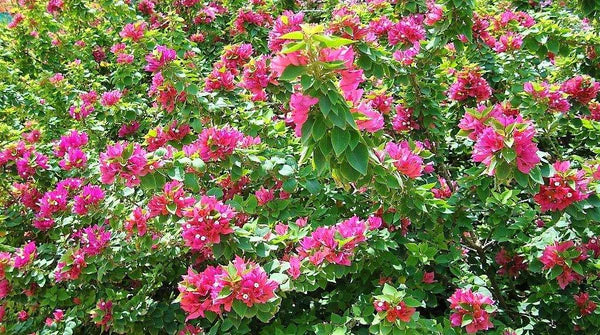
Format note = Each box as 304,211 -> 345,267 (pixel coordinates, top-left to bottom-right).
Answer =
448,288 -> 495,334
289,92 -> 319,137
385,141 -> 424,179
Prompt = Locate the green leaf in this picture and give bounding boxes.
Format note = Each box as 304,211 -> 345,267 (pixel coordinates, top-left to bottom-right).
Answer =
166,203 -> 178,215
382,283 -> 397,296
279,31 -> 303,40
281,41 -> 306,54
256,309 -> 275,322
403,297 -> 422,308
461,314 -> 473,327
313,34 -> 355,48
318,96 -> 331,117
280,65 -> 306,81
184,173 -> 200,193
501,148 -> 516,162
232,300 -> 248,317
302,179 -> 322,194
529,166 -> 544,184
312,119 -> 327,141
547,39 -> 560,54
279,165 -> 294,176
345,142 -> 369,176
186,84 -> 198,95
331,127 -> 349,157
549,266 -> 563,280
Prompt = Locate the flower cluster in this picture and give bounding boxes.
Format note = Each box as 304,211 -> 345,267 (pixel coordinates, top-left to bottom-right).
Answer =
181,195 -> 236,251
11,182 -> 41,211
373,300 -> 416,323
72,185 -> 105,215
494,248 -> 527,278
145,45 -> 177,73
448,67 -> 492,102
240,55 -> 274,101
13,242 -> 37,269
99,142 -> 149,187
574,293 -> 597,317
145,121 -> 191,151
0,141 -> 49,179
387,15 -> 426,65
534,161 -> 590,212
539,240 -> 587,289
448,288 -> 496,334
472,10 -> 534,53
148,72 -> 187,113
34,178 -> 87,230
461,104 -> 540,174
54,130 -> 88,170
91,299 -> 113,327
178,257 -> 278,320
183,126 -> 258,162
100,90 -> 122,107
54,225 -> 111,282
232,9 -> 273,35
268,11 -> 304,52
298,216 -> 368,266
431,177 -> 455,199
205,44 -> 253,92
119,21 -> 146,42
392,104 -> 419,132
148,181 -> 195,218
69,90 -> 98,120
289,92 -> 320,137
385,141 -> 425,179
561,75 -> 600,105
524,81 -> 570,113
124,207 -> 150,237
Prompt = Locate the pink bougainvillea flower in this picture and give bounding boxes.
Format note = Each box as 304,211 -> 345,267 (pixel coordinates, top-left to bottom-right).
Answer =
119,22 -> 147,42
268,11 -> 304,52
513,126 -> 540,173
354,102 -> 384,133
183,126 -> 244,161
81,225 -> 111,256
287,256 -> 301,279
385,141 -> 424,178
178,257 -> 278,320
99,142 -> 148,186
534,161 -> 590,212
471,127 -> 504,168
92,299 -> 113,327
100,90 -> 122,107
422,272 -> 436,284
448,288 -> 495,334
448,68 -> 492,102
270,51 -> 309,78
240,55 -> 272,101
255,187 -> 275,206
13,241 -> 36,269
392,104 -> 420,132
289,92 -> 319,137
385,301 -> 416,323
145,45 -> 177,73
298,216 -> 367,266
181,196 -> 236,251
539,240 -> 585,289
72,185 -> 105,215
495,248 -> 527,278
561,75 -> 600,104
574,292 -> 597,317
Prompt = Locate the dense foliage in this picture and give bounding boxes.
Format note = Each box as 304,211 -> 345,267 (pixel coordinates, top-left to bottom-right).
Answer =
1,0 -> 600,334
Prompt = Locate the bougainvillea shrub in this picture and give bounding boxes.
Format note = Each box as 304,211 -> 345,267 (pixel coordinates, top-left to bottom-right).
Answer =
1,0 -> 600,334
